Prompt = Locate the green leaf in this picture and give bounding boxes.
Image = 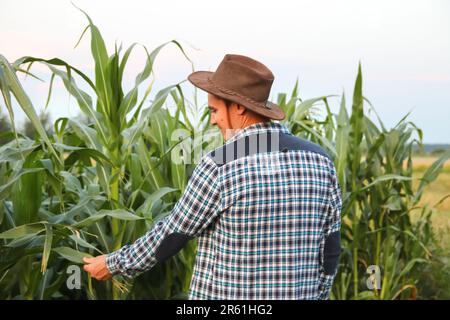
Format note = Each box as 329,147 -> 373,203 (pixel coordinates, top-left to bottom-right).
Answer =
349,63 -> 364,176
68,234 -> 103,254
0,55 -> 62,166
74,5 -> 112,118
74,209 -> 143,228
355,291 -> 376,300
294,120 -> 337,157
53,247 -> 93,264
335,92 -> 349,189
398,258 -> 428,279
415,150 -> 450,202
105,209 -> 144,220
293,96 -> 335,121
12,154 -> 44,225
359,174 -> 413,192
137,187 -> 178,218
6,233 -> 38,247
41,223 -> 53,273
0,223 -> 44,239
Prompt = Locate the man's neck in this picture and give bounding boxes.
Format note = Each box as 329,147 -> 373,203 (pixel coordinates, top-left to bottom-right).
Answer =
240,118 -> 266,129
225,119 -> 269,141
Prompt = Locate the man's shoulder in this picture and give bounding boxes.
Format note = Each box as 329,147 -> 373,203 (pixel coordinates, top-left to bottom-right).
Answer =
207,131 -> 333,166
280,133 -> 332,162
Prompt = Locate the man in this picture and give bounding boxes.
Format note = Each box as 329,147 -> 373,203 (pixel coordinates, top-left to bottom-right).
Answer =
83,54 -> 342,300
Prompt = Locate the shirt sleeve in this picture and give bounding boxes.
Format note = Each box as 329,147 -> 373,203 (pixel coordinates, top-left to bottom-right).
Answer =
106,154 -> 221,278
317,161 -> 342,300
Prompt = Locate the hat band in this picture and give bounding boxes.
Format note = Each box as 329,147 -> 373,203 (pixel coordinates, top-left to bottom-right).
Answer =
207,78 -> 272,109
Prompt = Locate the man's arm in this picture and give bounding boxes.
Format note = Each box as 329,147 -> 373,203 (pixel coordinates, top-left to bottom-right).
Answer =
85,154 -> 221,279
317,162 -> 342,300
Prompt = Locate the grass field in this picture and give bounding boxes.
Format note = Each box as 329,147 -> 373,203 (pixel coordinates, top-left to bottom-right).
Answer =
411,157 -> 450,251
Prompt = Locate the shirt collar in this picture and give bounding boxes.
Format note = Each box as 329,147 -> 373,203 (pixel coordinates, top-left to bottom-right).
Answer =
226,121 -> 291,144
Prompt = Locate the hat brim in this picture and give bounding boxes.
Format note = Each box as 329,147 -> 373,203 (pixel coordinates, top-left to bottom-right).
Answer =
188,71 -> 286,121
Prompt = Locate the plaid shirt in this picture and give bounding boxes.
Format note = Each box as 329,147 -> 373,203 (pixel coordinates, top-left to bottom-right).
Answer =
106,121 -> 342,300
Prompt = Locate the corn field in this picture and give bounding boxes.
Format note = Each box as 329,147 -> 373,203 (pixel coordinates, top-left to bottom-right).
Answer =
1,12 -> 449,299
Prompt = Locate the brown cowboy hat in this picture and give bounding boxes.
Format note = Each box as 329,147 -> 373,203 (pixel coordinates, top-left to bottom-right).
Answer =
187,54 -> 285,120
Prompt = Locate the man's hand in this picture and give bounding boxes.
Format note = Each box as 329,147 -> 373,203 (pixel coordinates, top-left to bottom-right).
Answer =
83,255 -> 112,281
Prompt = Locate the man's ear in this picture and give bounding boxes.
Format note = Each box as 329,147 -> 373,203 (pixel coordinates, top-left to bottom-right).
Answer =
236,104 -> 246,115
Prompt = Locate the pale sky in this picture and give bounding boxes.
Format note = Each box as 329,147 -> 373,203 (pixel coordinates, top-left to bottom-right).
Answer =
1,0 -> 449,143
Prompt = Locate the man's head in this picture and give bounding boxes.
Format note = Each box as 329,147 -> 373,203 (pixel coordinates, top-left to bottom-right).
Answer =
188,54 -> 286,138
207,93 -> 270,141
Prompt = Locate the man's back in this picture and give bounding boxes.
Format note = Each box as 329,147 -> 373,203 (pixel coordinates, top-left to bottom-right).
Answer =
189,121 -> 342,299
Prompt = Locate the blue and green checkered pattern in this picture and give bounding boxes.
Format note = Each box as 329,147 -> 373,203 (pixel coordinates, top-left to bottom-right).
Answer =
106,122 -> 342,300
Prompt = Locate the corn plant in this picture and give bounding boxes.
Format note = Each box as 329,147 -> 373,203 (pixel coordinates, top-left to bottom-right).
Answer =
0,9 -> 222,299
277,65 -> 450,299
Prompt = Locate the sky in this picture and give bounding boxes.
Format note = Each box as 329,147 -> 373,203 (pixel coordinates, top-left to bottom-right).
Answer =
1,0 -> 449,143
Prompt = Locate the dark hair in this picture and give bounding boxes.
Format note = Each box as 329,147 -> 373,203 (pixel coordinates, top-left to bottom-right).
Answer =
223,98 -> 234,108
222,97 -> 270,122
